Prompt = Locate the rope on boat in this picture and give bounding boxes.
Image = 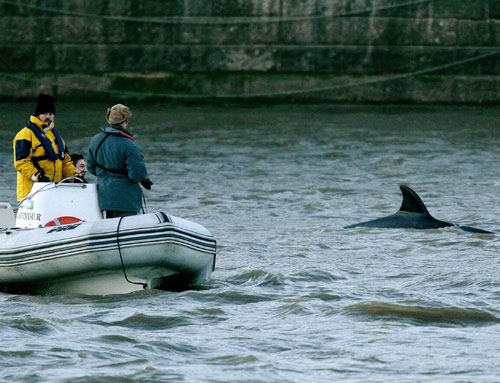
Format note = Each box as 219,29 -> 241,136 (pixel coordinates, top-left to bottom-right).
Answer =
142,193 -> 148,214
116,216 -> 147,289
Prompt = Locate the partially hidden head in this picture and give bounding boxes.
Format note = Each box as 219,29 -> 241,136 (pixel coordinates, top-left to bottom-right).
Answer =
70,153 -> 88,177
106,104 -> 132,126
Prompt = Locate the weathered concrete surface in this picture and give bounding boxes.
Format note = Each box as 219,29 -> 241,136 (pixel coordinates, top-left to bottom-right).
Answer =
0,0 -> 499,103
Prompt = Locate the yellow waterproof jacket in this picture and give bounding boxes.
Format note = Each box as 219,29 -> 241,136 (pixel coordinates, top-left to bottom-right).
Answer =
13,115 -> 77,201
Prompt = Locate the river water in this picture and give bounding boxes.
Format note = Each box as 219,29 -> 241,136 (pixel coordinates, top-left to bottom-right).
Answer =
0,102 -> 499,382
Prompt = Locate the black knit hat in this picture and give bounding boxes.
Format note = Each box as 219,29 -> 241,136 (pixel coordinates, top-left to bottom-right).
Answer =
34,93 -> 56,116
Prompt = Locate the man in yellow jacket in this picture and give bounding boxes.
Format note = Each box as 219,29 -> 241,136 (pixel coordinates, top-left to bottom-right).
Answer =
13,93 -> 77,201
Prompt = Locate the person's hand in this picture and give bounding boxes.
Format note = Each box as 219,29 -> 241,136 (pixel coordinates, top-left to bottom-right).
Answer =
33,172 -> 50,182
140,177 -> 153,190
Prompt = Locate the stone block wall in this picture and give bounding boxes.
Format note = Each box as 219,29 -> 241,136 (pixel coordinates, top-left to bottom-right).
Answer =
0,0 -> 499,103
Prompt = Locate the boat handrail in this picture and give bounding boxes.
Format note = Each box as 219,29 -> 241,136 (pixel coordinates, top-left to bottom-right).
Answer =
16,181 -> 102,228
18,182 -> 56,206
59,176 -> 86,184
18,178 -> 88,207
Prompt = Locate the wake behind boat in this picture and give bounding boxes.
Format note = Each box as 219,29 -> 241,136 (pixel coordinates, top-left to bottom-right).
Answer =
0,180 -> 216,295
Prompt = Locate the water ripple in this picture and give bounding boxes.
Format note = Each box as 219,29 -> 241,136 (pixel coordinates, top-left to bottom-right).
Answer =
98,314 -> 191,330
230,270 -> 286,287
289,269 -> 346,282
344,302 -> 500,326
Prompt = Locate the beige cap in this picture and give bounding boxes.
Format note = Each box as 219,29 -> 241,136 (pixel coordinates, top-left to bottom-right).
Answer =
106,104 -> 132,125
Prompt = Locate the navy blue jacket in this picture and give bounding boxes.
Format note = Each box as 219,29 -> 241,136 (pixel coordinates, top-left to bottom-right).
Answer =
87,125 -> 149,212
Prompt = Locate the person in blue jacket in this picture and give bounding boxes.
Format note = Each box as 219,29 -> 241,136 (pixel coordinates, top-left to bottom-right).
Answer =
87,104 -> 153,218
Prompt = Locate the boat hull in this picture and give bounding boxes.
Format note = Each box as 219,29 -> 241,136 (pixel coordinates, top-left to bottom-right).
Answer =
0,212 -> 216,295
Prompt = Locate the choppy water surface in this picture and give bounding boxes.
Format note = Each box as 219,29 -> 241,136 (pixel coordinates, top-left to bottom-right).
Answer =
1,103 -> 500,382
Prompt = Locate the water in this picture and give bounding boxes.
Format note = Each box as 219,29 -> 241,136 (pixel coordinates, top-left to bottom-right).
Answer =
1,103 -> 500,382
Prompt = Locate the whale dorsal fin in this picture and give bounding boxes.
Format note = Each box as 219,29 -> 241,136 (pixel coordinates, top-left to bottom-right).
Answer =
398,185 -> 430,215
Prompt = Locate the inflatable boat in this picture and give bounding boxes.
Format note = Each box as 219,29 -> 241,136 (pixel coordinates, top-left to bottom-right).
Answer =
0,180 -> 216,295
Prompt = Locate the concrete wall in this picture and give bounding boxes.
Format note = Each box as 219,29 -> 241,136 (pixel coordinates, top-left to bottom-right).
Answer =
1,0 -> 499,103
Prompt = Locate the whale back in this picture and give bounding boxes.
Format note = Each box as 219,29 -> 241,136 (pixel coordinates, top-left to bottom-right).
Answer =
344,184 -> 493,233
